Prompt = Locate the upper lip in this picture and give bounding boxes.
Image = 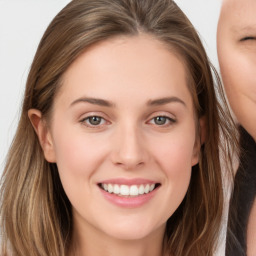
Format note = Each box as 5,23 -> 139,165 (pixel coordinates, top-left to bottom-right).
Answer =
98,178 -> 160,186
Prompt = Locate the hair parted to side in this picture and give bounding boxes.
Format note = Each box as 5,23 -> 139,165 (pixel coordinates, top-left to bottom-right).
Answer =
0,0 -> 237,255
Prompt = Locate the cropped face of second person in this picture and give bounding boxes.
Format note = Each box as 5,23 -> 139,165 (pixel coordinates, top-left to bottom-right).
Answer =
30,34 -> 201,251
218,0 -> 256,140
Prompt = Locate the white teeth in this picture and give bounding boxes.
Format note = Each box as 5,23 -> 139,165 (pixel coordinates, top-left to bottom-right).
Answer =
113,184 -> 120,194
101,183 -> 157,196
130,185 -> 139,196
103,184 -> 108,191
108,184 -> 114,193
144,184 -> 150,193
138,184 -> 144,195
150,184 -> 155,192
120,185 -> 129,196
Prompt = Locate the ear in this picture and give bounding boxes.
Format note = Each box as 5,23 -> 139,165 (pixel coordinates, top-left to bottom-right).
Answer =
191,116 -> 206,166
28,109 -> 56,163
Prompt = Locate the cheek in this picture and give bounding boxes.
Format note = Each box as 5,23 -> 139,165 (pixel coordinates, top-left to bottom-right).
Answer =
219,46 -> 256,98
54,137 -> 89,175
241,60 -> 256,98
52,125 -> 108,181
151,135 -> 194,217
151,130 -> 196,181
51,126 -> 111,211
219,47 -> 256,129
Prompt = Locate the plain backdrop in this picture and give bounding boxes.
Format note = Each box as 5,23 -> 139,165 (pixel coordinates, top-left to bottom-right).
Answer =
0,0 -> 222,174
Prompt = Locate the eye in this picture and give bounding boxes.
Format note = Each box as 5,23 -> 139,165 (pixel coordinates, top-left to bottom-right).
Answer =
148,116 -> 176,126
240,36 -> 255,41
80,116 -> 107,127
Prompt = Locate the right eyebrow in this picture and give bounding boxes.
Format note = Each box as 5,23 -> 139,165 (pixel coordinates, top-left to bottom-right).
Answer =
70,97 -> 115,108
232,24 -> 256,35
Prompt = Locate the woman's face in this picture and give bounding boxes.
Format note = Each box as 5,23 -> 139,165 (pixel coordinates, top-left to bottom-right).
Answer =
38,35 -> 201,242
218,0 -> 256,140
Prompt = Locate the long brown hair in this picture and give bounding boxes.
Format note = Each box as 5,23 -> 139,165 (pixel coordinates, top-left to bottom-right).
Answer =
0,0 -> 237,255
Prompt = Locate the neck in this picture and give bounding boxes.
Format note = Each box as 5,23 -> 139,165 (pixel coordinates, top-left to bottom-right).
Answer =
68,217 -> 168,256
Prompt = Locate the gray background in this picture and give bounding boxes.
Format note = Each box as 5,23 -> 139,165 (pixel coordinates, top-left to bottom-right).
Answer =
0,0 -> 222,175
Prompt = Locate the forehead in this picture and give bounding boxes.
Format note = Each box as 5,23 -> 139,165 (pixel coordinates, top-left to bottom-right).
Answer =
58,35 -> 191,105
220,0 -> 256,29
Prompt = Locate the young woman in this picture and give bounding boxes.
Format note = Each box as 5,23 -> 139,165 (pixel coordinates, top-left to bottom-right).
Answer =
217,0 -> 256,255
0,0 -> 236,255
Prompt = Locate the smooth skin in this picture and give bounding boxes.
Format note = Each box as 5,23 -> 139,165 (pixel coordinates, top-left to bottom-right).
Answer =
218,1 -> 256,255
29,35 -> 202,256
218,0 -> 256,141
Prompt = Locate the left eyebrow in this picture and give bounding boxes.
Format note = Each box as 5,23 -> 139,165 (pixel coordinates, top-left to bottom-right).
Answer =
147,97 -> 186,107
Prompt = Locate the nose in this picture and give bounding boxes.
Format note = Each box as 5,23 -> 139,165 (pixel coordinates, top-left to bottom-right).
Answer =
111,124 -> 148,170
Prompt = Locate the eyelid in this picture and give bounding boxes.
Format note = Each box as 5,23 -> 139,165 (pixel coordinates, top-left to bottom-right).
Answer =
146,112 -> 176,126
240,36 -> 256,41
79,113 -> 111,128
79,111 -> 109,121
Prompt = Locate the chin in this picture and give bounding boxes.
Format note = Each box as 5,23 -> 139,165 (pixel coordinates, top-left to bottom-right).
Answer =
102,220 -> 165,241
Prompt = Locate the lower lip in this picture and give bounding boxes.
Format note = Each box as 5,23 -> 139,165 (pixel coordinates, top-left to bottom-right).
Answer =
99,186 -> 159,208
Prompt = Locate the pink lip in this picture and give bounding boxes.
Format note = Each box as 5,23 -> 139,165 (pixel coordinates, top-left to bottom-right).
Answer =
98,182 -> 160,208
98,178 -> 158,186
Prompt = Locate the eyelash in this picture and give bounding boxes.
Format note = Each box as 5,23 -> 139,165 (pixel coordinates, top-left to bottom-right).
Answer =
79,114 -> 176,129
240,36 -> 255,41
80,115 -> 109,128
147,115 -> 176,127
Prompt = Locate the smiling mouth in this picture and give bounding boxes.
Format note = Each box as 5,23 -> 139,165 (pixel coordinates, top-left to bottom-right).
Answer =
98,183 -> 161,197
